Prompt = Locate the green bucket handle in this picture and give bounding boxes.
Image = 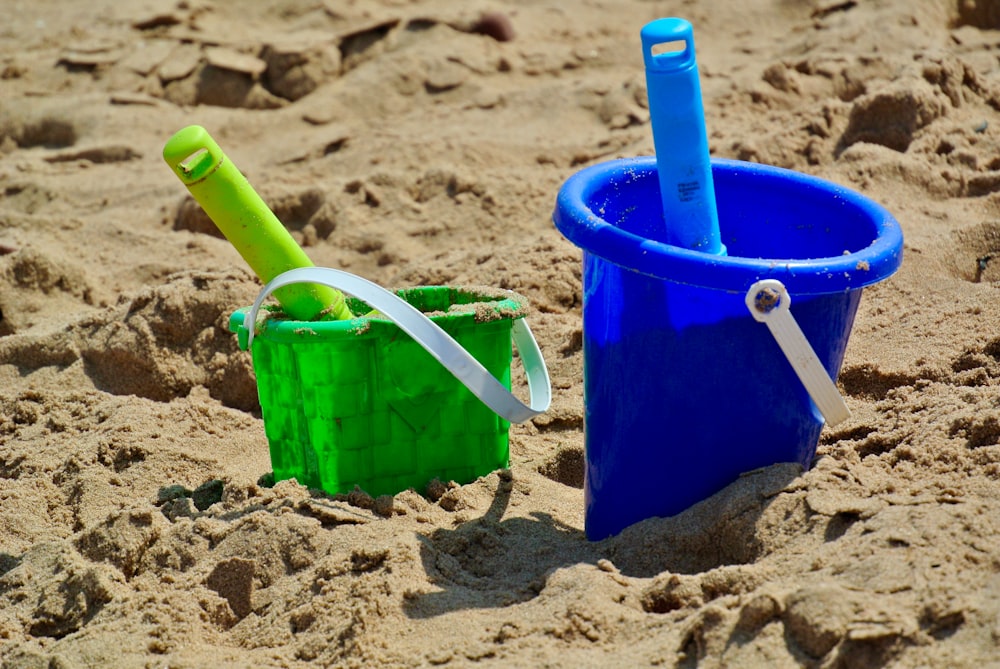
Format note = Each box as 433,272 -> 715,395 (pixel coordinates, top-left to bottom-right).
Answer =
243,267 -> 552,424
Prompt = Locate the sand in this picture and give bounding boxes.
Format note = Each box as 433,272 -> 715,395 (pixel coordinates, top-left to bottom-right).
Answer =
2,0 -> 1000,666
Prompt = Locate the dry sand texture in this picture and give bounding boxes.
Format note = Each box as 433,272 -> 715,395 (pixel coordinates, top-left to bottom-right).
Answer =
3,0 -> 1000,666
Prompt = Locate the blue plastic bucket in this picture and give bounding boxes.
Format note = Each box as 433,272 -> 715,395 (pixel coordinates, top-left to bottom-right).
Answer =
553,157 -> 903,540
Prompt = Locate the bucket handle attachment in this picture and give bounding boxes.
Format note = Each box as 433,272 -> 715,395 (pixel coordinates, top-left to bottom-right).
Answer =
243,267 -> 552,424
745,279 -> 850,427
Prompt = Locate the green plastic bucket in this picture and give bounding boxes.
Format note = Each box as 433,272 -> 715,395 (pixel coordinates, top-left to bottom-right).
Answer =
229,268 -> 550,498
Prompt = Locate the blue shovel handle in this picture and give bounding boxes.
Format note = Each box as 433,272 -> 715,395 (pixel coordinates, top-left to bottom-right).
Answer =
641,17 -> 725,255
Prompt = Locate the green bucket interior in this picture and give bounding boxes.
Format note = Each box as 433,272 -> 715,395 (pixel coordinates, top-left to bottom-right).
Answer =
229,286 -> 526,497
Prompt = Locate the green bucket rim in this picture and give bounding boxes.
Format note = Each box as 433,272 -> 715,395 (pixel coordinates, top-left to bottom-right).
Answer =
229,285 -> 528,349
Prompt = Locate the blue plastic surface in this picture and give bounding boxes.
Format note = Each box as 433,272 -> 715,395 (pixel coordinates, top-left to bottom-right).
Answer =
553,157 -> 903,540
641,18 -> 722,254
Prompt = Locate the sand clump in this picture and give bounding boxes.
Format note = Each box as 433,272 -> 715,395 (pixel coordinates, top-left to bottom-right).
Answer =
3,0 -> 1000,667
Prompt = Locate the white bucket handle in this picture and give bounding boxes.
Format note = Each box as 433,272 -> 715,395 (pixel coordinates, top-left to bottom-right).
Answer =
745,279 -> 850,427
243,267 -> 551,424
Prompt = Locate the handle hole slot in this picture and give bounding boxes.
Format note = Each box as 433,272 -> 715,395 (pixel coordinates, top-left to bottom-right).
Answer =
178,148 -> 214,178
650,39 -> 687,57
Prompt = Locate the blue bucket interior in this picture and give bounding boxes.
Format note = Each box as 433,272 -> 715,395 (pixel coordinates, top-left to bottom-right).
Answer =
553,157 -> 903,540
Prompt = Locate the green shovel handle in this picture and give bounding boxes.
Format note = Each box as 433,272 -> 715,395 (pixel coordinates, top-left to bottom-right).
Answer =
163,125 -> 351,321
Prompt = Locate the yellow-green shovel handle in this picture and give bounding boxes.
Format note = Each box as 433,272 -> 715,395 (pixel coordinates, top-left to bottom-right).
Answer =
162,125 -> 351,321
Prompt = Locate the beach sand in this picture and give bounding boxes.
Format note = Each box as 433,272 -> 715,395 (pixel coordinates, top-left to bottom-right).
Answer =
3,0 -> 1000,666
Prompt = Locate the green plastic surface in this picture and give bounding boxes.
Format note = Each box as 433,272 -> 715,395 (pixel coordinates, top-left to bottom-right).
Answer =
162,125 -> 351,321
230,286 -> 524,497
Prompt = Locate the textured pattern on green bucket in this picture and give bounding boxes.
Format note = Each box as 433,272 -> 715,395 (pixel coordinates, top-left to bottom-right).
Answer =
230,286 -> 522,497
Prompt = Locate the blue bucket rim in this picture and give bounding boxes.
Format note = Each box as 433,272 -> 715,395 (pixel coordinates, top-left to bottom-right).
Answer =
553,157 -> 904,295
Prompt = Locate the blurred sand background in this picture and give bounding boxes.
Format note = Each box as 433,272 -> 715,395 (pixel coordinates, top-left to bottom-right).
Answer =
4,0 -> 1000,666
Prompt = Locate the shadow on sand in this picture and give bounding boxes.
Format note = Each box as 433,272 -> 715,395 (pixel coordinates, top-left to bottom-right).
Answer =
404,462 -> 804,618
